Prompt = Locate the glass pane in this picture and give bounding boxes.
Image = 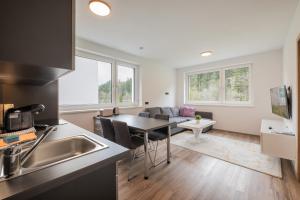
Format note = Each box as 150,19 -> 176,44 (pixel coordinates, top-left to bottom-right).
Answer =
188,71 -> 220,102
59,56 -> 99,105
98,61 -> 112,104
117,65 -> 134,104
225,66 -> 249,102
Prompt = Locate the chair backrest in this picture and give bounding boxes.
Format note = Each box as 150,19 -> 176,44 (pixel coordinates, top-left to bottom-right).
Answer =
112,120 -> 132,149
154,114 -> 169,121
99,117 -> 115,142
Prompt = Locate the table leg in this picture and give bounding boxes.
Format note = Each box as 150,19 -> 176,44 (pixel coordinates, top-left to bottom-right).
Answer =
144,131 -> 149,179
193,128 -> 203,138
167,125 -> 171,164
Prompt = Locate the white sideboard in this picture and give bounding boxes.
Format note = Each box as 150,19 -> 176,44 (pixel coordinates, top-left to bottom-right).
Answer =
260,119 -> 296,160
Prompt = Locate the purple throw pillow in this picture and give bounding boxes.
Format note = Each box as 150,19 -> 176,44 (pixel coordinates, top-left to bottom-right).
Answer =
180,106 -> 196,117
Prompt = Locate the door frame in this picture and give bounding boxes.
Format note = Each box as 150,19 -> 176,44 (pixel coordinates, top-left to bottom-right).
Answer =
297,37 -> 300,180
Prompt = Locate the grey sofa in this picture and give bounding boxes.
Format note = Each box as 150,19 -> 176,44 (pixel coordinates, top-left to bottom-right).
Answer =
138,107 -> 213,135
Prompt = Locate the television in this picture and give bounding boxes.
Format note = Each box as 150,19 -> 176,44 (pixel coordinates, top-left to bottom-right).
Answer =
270,86 -> 290,119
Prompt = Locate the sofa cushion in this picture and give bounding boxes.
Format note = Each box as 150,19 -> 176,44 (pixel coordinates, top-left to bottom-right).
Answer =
170,107 -> 180,117
161,107 -> 173,117
180,106 -> 196,117
145,107 -> 161,118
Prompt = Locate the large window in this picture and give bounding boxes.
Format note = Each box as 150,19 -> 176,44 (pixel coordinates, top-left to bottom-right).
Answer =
185,64 -> 251,105
59,55 -> 139,108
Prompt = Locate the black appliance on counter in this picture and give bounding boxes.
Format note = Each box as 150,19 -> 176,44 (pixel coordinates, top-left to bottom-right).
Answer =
3,104 -> 45,132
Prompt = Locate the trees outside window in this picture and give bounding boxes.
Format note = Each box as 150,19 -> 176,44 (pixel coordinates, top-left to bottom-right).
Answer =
185,64 -> 251,105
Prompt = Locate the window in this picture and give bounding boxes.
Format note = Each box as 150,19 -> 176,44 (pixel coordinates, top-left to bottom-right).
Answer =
187,71 -> 220,102
98,61 -> 112,104
117,65 -> 134,104
59,55 -> 139,108
225,66 -> 249,102
185,64 -> 251,105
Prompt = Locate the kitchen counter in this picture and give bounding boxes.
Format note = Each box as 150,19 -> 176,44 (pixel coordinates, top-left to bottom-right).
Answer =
0,121 -> 129,200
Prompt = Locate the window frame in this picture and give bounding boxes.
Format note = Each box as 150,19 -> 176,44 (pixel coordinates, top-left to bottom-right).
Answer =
59,50 -> 140,111
184,63 -> 253,106
97,58 -> 114,106
116,61 -> 139,107
185,68 -> 222,104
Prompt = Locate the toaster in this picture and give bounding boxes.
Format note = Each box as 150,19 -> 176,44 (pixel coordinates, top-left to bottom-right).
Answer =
4,104 -> 45,132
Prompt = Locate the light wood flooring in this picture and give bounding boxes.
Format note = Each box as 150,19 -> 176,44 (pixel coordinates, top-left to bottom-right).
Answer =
118,130 -> 300,200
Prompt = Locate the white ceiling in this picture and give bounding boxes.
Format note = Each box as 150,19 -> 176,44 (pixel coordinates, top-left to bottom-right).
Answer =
76,0 -> 299,68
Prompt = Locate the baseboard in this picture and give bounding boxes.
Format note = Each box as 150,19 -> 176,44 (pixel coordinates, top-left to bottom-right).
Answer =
213,128 -> 260,137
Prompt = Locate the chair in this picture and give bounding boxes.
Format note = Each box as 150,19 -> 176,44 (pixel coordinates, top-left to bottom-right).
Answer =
147,115 -> 169,167
99,117 -> 115,142
112,120 -> 144,181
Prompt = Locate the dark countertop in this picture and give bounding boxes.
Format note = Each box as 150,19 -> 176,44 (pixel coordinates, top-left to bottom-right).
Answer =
0,121 -> 129,200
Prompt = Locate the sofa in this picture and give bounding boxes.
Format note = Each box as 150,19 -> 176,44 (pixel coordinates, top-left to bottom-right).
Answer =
138,107 -> 213,135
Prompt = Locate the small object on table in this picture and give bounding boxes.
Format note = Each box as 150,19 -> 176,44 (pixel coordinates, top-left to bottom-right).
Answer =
195,114 -> 202,124
113,107 -> 120,115
99,109 -> 114,117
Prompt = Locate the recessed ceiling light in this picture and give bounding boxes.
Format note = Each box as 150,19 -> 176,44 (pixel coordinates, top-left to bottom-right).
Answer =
89,0 -> 111,16
200,51 -> 213,57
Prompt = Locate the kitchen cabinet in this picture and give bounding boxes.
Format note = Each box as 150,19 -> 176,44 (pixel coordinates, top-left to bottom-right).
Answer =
0,0 -> 75,85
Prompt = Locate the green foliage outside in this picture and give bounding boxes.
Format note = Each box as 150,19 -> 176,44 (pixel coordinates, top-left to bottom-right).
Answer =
188,67 -> 249,102
225,67 -> 249,102
98,80 -> 112,104
118,78 -> 133,103
188,71 -> 220,101
98,78 -> 133,104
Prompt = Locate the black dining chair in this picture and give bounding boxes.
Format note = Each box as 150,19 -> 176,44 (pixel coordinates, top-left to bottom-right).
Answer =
147,115 -> 169,167
99,117 -> 115,142
112,120 -> 144,181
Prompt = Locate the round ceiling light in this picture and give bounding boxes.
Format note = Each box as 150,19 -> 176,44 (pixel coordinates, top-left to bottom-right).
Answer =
89,0 -> 111,16
200,51 -> 213,57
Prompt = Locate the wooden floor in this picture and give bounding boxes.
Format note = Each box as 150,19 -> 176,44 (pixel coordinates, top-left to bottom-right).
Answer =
118,130 -> 300,200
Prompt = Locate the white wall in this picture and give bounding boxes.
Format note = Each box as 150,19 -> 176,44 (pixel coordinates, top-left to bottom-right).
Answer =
141,62 -> 176,107
282,1 -> 300,173
176,49 -> 283,135
60,38 -> 176,131
60,107 -> 144,132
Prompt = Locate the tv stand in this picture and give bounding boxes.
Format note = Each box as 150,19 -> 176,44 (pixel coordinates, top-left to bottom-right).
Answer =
260,119 -> 296,160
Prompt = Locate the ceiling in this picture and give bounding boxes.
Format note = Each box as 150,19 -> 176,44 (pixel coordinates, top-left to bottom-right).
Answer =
76,0 -> 299,68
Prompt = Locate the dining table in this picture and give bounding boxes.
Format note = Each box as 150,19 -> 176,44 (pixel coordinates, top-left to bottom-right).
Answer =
104,114 -> 175,179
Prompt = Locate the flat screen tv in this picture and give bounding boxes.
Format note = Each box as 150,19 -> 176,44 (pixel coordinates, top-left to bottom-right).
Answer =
270,86 -> 290,119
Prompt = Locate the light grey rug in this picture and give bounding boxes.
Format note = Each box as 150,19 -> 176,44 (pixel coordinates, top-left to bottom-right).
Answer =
171,131 -> 282,178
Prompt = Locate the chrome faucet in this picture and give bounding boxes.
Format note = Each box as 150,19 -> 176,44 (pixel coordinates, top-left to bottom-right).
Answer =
1,126 -> 57,178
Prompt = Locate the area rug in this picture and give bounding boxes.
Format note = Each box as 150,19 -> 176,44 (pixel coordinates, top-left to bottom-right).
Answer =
171,131 -> 282,178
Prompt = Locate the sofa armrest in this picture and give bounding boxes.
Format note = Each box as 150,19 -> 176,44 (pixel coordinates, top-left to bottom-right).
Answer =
195,111 -> 213,120
138,112 -> 150,118
154,114 -> 170,121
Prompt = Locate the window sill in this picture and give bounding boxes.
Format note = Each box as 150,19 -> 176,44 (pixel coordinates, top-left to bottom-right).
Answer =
59,105 -> 144,114
184,102 -> 254,108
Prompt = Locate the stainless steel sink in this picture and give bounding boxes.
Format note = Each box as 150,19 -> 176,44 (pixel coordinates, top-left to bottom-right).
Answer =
22,135 -> 108,169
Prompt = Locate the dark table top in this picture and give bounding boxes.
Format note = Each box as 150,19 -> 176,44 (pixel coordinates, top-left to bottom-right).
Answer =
99,114 -> 175,132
